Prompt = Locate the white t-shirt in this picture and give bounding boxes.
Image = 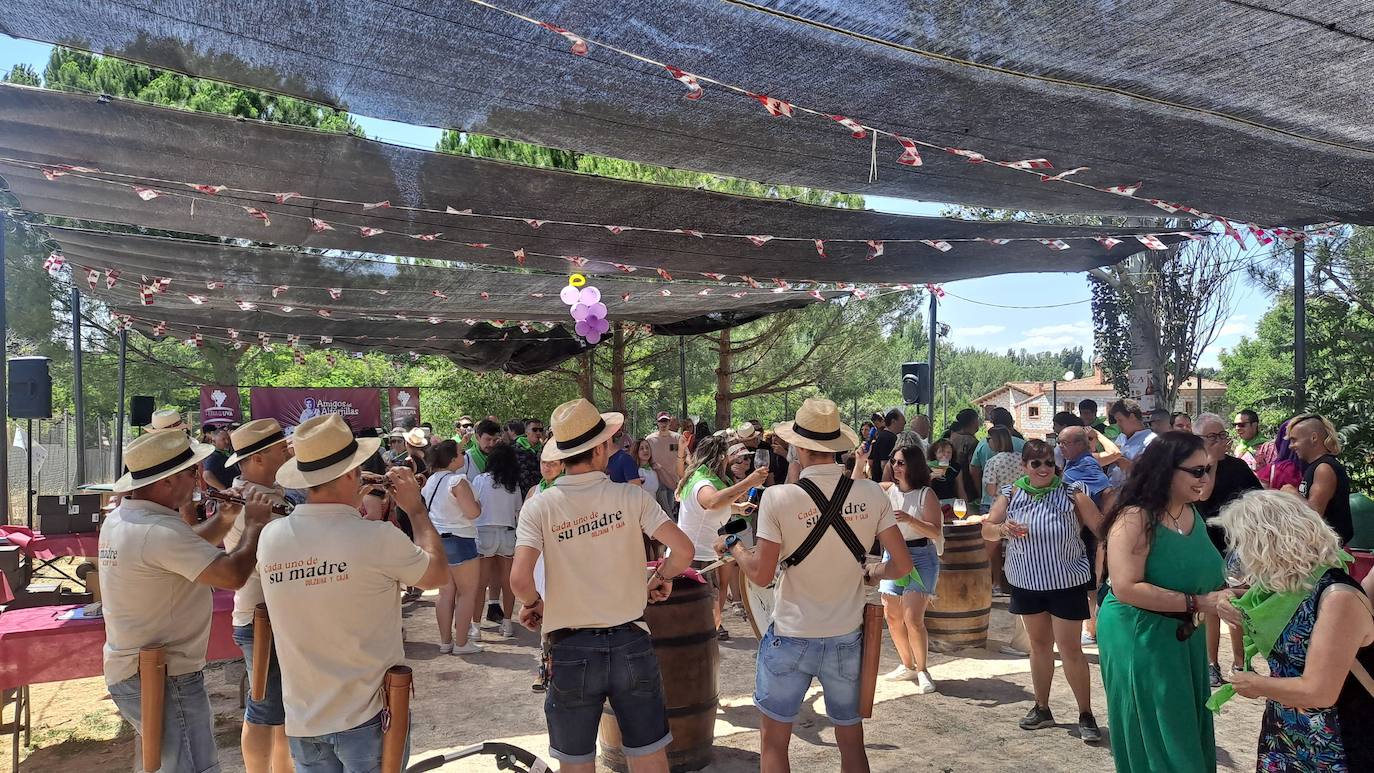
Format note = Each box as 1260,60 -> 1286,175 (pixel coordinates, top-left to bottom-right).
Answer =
421,470 -> 477,537
677,477 -> 731,561
224,477 -> 290,627
887,485 -> 938,549
98,499 -> 225,684
756,464 -> 896,638
471,472 -> 522,528
639,467 -> 660,497
258,503 -> 429,737
516,471 -> 670,632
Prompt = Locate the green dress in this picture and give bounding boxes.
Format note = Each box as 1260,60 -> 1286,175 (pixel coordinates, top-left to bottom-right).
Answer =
1097,508 -> 1225,773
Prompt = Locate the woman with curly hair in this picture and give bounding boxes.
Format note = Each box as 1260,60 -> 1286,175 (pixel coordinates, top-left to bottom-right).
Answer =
1214,489 -> 1374,772
1097,432 -> 1241,772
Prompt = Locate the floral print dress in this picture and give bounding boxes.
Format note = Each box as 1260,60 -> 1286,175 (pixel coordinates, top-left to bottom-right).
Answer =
1257,568 -> 1374,772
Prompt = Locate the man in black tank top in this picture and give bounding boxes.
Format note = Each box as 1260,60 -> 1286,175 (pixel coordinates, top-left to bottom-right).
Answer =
1288,414 -> 1353,543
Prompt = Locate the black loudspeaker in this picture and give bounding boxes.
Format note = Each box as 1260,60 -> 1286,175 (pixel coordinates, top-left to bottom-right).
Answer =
901,362 -> 931,406
130,396 -> 156,428
8,356 -> 52,418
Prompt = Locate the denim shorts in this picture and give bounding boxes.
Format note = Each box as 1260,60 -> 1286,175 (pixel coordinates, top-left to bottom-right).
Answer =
545,624 -> 672,764
232,624 -> 287,726
287,710 -> 409,773
108,669 -> 221,773
440,533 -> 479,565
754,625 -> 863,726
879,541 -> 940,597
476,525 -> 516,557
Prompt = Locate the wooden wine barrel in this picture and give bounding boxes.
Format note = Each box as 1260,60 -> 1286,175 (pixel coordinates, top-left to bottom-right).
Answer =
925,522 -> 993,648
600,577 -> 719,772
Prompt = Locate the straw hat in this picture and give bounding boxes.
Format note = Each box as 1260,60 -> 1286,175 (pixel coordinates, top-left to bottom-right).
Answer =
114,431 -> 215,492
276,414 -> 381,489
225,418 -> 289,466
727,442 -> 749,459
403,427 -> 428,448
143,409 -> 187,433
388,427 -> 406,439
735,422 -> 759,441
542,399 -> 623,461
775,398 -> 860,453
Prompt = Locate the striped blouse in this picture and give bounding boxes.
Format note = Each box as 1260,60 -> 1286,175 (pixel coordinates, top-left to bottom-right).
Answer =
1000,481 -> 1091,591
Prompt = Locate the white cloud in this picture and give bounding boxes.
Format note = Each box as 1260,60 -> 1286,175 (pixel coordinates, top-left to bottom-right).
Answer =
1009,321 -> 1094,351
1217,314 -> 1250,338
951,324 -> 1006,338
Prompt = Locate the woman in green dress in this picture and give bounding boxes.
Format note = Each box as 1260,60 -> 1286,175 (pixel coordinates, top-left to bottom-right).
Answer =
1097,431 -> 1243,772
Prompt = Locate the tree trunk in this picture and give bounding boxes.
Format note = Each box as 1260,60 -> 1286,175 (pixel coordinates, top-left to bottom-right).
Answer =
576,351 -> 594,400
714,328 -> 733,429
610,324 -> 627,414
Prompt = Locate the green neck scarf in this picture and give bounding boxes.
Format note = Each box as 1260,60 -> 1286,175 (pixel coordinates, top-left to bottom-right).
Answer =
680,465 -> 727,497
1013,475 -> 1061,500
467,445 -> 488,473
516,436 -> 541,454
538,472 -> 563,492
1207,551 -> 1352,712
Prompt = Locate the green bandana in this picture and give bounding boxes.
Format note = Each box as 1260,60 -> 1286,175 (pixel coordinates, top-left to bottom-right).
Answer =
516,436 -> 542,455
1013,475 -> 1061,501
467,445 -> 488,473
1207,551 -> 1353,712
680,465 -> 727,497
538,472 -> 563,492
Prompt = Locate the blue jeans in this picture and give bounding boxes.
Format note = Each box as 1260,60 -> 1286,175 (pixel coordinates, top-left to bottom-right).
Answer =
232,624 -> 286,726
440,533 -> 479,565
287,711 -> 409,773
879,542 -> 941,597
108,670 -> 221,773
754,625 -> 863,726
545,625 -> 672,764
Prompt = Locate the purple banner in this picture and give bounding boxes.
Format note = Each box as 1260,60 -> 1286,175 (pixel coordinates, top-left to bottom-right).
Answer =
250,387 -> 382,433
388,387 -> 421,428
200,386 -> 243,426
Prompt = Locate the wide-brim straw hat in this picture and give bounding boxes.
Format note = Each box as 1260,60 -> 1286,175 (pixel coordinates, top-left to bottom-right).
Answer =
542,399 -> 624,461
276,414 -> 381,489
775,397 -> 861,453
388,427 -> 406,439
226,418 -> 289,466
114,431 -> 215,492
143,408 -> 187,433
735,422 -> 759,441
403,427 -> 428,448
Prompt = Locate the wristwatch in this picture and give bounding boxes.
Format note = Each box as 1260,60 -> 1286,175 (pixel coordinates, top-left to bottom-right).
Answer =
723,534 -> 743,552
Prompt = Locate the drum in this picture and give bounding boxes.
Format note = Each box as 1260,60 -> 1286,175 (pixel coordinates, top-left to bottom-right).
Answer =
599,578 -> 719,772
924,522 -> 992,648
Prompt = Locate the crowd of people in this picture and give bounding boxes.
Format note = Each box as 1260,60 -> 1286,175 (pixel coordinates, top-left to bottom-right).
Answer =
92,392 -> 1372,773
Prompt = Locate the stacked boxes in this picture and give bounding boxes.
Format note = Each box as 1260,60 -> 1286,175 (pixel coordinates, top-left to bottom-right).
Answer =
35,494 -> 104,534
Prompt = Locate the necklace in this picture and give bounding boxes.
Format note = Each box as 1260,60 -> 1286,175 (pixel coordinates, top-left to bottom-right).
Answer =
1163,506 -> 1189,534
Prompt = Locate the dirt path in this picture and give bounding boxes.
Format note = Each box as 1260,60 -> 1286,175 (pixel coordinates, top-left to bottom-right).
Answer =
5,593 -> 1265,772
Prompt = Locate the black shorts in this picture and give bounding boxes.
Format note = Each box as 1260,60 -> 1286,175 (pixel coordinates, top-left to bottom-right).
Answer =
1009,584 -> 1091,621
1080,527 -> 1100,587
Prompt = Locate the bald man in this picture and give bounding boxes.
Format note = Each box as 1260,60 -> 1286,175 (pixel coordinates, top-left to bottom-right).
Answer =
1286,415 -> 1353,543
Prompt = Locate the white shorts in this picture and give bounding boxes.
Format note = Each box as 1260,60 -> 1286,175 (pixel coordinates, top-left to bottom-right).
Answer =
476,525 -> 516,557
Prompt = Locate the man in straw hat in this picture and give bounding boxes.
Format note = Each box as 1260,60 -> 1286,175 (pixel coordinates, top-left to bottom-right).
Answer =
714,397 -> 912,773
511,398 -> 694,773
143,408 -> 188,434
100,430 -> 276,773
258,414 -> 450,771
220,419 -> 295,773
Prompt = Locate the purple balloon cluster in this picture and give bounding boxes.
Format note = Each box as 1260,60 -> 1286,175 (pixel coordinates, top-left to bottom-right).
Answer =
560,283 -> 610,344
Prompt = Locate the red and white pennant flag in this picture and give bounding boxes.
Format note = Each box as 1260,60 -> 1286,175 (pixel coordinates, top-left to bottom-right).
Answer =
740,276 -> 761,288
657,268 -> 674,281
1094,237 -> 1122,249
272,285 -> 289,298
446,206 -> 473,215
976,238 -> 1011,245
410,232 -> 441,241
243,207 -> 271,225
895,137 -> 923,166
1036,239 -> 1070,251
1002,159 -> 1053,170
309,218 -> 334,232
829,115 -> 867,139
525,219 -> 546,229
745,235 -> 774,247
359,226 -> 384,237
187,183 -> 225,195
133,187 -> 161,201
925,284 -> 946,298
814,240 -> 827,258
105,268 -> 120,289
317,309 -> 333,318
536,21 -> 589,55
663,65 -> 704,100
750,93 -> 793,117
865,240 -> 884,261
139,285 -> 155,306
1248,225 -> 1274,246
1136,234 -> 1168,250
84,268 -> 99,289
1102,181 -> 1142,197
327,287 -> 342,300
186,294 -> 207,305
362,200 -> 390,211
152,321 -> 167,337
611,263 -> 635,273
944,147 -> 987,163
563,256 -> 588,267
236,299 -> 257,311
206,280 -> 225,290
604,225 -> 624,235
674,228 -> 704,238
432,290 -> 449,300
920,239 -> 953,252
513,249 -> 526,267
1040,167 -> 1088,182
274,192 -> 301,204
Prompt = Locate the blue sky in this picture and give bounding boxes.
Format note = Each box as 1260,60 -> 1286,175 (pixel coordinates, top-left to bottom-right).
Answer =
1,35 -> 1269,368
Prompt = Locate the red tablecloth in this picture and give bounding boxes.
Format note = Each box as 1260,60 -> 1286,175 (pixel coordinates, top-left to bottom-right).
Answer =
1352,550 -> 1373,584
0,573 -> 12,606
0,589 -> 238,691
0,526 -> 100,561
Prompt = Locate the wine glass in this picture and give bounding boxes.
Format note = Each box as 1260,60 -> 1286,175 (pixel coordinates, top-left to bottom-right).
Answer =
952,498 -> 968,520
754,448 -> 770,470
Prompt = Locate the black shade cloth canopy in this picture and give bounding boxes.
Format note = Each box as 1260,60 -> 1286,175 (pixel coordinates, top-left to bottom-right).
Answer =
0,85 -> 1192,288
2,1 -> 1371,224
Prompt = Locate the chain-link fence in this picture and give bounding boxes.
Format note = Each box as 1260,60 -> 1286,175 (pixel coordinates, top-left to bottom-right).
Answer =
5,414 -> 124,525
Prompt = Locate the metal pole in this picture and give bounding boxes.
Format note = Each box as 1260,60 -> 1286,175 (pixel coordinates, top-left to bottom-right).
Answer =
1195,373 -> 1203,414
1051,380 -> 1058,417
942,383 -> 948,428
678,336 -> 688,423
71,287 -> 85,487
927,292 -> 938,420
115,328 -> 127,476
25,419 -> 32,529
1293,237 -> 1307,412
0,210 -> 9,524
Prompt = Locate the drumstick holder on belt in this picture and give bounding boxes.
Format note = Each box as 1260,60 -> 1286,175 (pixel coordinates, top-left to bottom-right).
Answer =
381,665 -> 413,773
139,644 -> 167,773
251,604 -> 273,702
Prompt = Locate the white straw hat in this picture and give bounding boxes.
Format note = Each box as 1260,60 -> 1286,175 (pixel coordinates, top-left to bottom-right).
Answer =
774,397 -> 861,453
542,399 -> 624,462
735,422 -> 759,441
143,409 -> 187,433
403,427 -> 428,448
276,414 -> 381,489
225,418 -> 289,466
114,431 -> 215,492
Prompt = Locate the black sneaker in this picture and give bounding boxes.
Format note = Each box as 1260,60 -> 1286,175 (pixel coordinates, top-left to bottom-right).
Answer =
1078,712 -> 1102,743
485,600 -> 504,624
1019,705 -> 1055,730
717,626 -> 731,642
1208,663 -> 1223,688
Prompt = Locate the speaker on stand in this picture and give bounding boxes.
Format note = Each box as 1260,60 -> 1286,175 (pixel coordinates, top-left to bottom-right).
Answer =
9,356 -> 53,529
901,362 -> 932,406
130,396 -> 156,430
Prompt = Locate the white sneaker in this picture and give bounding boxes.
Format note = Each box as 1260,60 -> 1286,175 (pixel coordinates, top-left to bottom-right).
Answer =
915,671 -> 937,694
469,622 -> 481,641
451,641 -> 484,655
499,619 -> 515,639
883,665 -> 915,681
999,643 -> 1029,657
438,642 -> 454,655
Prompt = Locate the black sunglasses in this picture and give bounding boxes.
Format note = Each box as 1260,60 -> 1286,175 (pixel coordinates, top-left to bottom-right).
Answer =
459,423 -> 473,429
1026,459 -> 1054,469
1176,464 -> 1215,479
1233,421 -> 1255,427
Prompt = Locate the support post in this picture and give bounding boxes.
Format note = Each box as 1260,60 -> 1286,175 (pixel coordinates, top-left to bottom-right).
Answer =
71,287 -> 85,487
1051,381 -> 1058,419
678,336 -> 688,424
927,292 -> 938,420
942,383 -> 948,429
1293,237 -> 1307,412
1196,373 -> 1203,414
115,329 -> 127,477
25,419 -> 32,529
0,210 -> 8,524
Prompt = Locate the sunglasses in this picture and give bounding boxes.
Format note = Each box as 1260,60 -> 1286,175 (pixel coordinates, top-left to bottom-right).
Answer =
1233,421 -> 1254,427
1026,459 -> 1054,469
1176,464 -> 1215,479
892,459 -> 907,466
459,423 -> 473,429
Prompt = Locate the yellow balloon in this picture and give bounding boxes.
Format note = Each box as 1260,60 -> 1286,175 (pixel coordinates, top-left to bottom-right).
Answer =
569,273 -> 587,287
